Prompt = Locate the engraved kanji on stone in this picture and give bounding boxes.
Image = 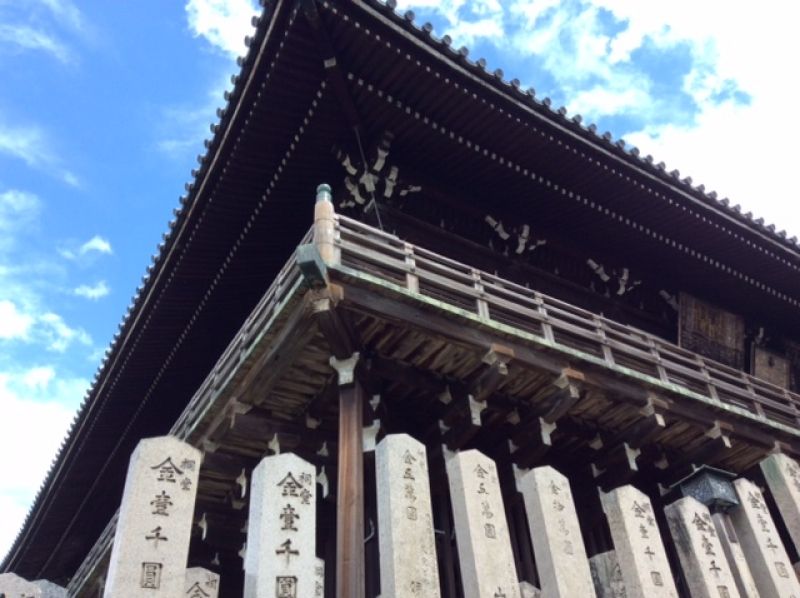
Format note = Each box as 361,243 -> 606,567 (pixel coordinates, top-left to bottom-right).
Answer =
181,477 -> 193,491
692,512 -> 716,537
405,483 -> 417,502
708,560 -> 722,577
403,450 -> 417,465
281,504 -> 299,531
276,576 -> 298,598
299,487 -> 312,505
406,505 -> 418,520
151,457 -> 183,483
747,491 -> 767,513
141,562 -> 163,589
651,571 -> 663,586
277,473 -> 304,497
276,539 -> 300,565
702,535 -> 716,556
776,562 -> 790,578
150,490 -> 173,516
477,482 -> 488,495
481,501 -> 494,519
186,581 -> 210,597
145,526 -> 168,547
180,459 -> 196,471
403,467 -> 415,480
475,464 -> 489,479
632,501 -> 650,519
485,523 -> 497,539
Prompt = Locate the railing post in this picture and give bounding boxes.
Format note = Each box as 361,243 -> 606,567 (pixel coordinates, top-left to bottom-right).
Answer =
314,183 -> 339,266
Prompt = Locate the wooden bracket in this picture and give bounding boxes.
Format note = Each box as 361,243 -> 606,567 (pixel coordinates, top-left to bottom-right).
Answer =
509,417 -> 557,469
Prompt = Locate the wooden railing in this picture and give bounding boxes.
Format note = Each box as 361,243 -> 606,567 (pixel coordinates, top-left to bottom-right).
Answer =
67,232 -> 310,596
333,214 -> 800,431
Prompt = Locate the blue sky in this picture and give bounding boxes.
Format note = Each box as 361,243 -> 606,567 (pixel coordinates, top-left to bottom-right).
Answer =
1,0 -> 798,562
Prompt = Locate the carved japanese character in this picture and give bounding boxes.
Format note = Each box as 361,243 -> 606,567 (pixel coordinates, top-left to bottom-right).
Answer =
475,464 -> 489,479
277,472 -> 304,497
150,490 -> 173,516
145,526 -> 168,547
276,575 -> 298,598
632,500 -> 651,519
281,504 -> 299,531
709,560 -> 722,577
276,539 -> 300,565
140,562 -> 162,589
485,523 -> 496,539
186,581 -> 211,597
151,457 -> 183,483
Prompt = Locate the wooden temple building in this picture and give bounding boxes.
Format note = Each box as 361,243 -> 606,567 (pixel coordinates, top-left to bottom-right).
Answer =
5,1 -> 800,596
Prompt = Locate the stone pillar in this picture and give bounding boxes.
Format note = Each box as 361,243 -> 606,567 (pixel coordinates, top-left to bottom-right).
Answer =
589,551 -> 627,598
244,452 -> 317,598
103,436 -> 201,598
376,433 -> 441,598
315,557 -> 325,598
0,572 -> 41,597
518,465 -> 595,597
600,485 -> 678,598
446,449 -> 520,598
185,567 -> 220,597
664,496 -> 741,598
31,580 -> 67,597
729,477 -> 800,597
711,513 -> 761,598
761,452 -> 800,553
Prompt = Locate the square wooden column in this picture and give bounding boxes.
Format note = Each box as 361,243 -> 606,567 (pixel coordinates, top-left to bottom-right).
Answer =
331,353 -> 365,598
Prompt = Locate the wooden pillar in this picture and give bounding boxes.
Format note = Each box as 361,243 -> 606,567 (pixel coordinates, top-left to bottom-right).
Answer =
331,353 -> 365,598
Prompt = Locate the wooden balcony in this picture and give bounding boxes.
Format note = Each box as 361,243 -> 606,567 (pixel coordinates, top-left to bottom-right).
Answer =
67,211 -> 800,595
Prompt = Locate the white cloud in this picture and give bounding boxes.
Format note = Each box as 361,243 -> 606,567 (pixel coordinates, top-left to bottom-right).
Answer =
0,120 -> 79,187
79,235 -> 112,256
74,280 -> 110,300
0,190 -> 40,252
399,0 -> 800,234
34,0 -> 86,34
0,367 -> 86,561
0,23 -> 72,63
0,300 -> 34,340
38,312 -> 91,353
185,0 -> 259,57
59,235 -> 113,260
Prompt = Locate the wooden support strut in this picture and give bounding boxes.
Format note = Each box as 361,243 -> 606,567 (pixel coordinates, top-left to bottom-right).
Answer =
330,353 -> 365,598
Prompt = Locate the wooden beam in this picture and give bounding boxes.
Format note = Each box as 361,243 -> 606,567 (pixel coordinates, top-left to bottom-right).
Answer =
332,279 -> 800,453
331,354 -> 365,598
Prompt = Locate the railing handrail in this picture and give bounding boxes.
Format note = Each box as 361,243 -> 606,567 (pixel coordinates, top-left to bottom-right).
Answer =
333,213 -> 800,427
